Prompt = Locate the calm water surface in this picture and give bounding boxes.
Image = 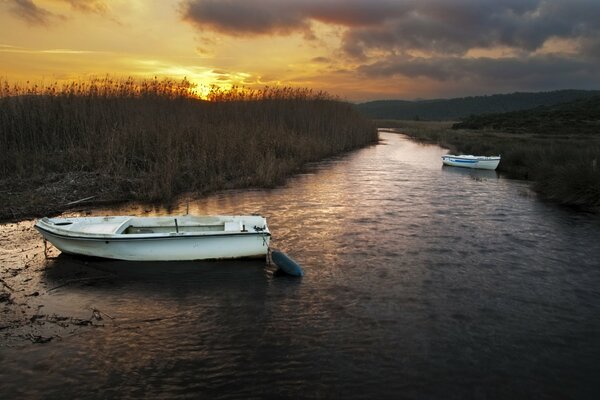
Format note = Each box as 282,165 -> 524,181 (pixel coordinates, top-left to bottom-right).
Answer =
2,131 -> 600,399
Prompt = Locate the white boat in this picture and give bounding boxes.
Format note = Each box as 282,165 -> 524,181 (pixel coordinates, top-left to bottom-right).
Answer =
441,154 -> 500,170
35,215 -> 271,261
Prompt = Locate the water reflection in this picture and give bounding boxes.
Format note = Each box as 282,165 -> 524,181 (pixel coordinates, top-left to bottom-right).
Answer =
43,254 -> 271,293
2,131 -> 600,399
441,164 -> 499,180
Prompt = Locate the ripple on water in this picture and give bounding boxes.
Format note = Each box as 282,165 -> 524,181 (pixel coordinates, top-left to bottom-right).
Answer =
1,132 -> 600,399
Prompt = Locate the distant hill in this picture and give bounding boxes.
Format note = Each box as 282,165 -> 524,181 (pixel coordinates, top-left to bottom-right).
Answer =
356,90 -> 600,120
452,96 -> 600,135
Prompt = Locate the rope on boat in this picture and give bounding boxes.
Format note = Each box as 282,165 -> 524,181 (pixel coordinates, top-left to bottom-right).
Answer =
261,233 -> 269,247
42,238 -> 58,260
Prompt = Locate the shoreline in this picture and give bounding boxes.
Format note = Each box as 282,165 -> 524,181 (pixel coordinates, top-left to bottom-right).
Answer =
0,218 -> 124,346
377,120 -> 600,212
0,140 -> 379,223
1,139 -> 378,346
1,85 -> 378,224
0,172 -> 134,223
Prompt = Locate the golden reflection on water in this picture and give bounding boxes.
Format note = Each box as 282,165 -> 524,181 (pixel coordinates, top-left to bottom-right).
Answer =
2,132 -> 600,399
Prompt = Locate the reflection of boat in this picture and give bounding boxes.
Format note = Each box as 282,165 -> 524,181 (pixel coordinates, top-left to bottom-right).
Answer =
35,215 -> 271,261
442,154 -> 500,170
442,165 -> 499,180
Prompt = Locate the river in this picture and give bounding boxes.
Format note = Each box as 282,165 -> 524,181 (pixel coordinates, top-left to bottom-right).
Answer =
1,131 -> 599,399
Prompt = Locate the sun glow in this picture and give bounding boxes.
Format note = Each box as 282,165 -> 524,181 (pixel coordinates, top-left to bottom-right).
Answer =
1,0 -> 598,101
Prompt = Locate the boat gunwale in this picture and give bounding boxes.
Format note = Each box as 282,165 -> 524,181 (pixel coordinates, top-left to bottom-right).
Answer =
34,224 -> 271,242
442,155 -> 501,161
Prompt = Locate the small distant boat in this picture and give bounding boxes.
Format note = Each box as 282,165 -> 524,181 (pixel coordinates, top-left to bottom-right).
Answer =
35,215 -> 271,261
441,154 -> 500,170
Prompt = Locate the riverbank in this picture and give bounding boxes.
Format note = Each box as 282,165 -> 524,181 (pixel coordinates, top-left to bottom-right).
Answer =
378,120 -> 600,210
0,78 -> 377,222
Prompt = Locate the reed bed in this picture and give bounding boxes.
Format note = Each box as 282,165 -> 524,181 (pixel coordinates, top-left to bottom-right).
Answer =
0,77 -> 377,220
379,120 -> 600,210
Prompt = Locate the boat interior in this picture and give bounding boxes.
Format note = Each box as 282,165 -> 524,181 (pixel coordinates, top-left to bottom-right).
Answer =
121,219 -> 247,234
123,224 -> 228,234
40,216 -> 268,236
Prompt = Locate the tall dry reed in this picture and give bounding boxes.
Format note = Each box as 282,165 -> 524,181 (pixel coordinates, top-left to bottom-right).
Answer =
0,77 -> 377,205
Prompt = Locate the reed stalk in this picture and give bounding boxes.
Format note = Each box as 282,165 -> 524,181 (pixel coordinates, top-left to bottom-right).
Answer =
0,77 -> 377,220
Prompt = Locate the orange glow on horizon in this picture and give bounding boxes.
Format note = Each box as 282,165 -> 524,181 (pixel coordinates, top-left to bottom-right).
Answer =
1,0 -> 596,101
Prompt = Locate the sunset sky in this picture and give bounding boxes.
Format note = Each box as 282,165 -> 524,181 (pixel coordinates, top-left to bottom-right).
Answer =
1,0 -> 599,101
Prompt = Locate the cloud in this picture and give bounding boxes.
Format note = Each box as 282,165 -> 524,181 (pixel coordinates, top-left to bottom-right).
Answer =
5,0 -> 112,26
8,0 -> 55,25
180,0 -> 309,36
179,0 -> 405,37
357,54 -> 600,93
346,1 -> 600,93
310,56 -> 331,63
339,0 -> 600,59
59,0 -> 109,16
178,0 -> 600,96
0,44 -> 96,55
180,0 -> 600,55
0,43 -> 107,55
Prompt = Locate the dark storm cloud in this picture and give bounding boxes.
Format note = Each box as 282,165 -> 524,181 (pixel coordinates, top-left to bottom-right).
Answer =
357,54 -> 600,95
179,0 -> 406,36
179,0 -> 600,93
580,37 -> 600,59
340,0 -> 600,58
180,0 -> 600,52
358,55 -> 594,83
180,0 -> 307,36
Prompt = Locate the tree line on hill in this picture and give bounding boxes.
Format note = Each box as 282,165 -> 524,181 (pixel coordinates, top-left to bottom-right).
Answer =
452,96 -> 600,135
356,90 -> 600,121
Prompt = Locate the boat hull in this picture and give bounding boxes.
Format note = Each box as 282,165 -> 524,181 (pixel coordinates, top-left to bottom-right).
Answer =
35,215 -> 271,261
441,155 -> 500,170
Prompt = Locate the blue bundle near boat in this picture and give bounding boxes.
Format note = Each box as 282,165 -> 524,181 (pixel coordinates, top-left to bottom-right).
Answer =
271,250 -> 304,277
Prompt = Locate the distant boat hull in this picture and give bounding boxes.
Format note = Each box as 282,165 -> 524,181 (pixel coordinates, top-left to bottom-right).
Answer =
35,215 -> 271,261
442,155 -> 500,170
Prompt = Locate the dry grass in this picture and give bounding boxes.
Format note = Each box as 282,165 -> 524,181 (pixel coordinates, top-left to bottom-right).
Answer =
0,77 -> 377,220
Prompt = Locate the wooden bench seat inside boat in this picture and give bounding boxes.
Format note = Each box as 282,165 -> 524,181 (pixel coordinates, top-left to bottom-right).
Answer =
123,224 -> 227,234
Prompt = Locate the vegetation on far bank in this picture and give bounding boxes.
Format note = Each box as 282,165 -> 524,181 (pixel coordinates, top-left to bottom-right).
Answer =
378,119 -> 600,210
452,96 -> 600,135
357,89 -> 600,121
0,77 -> 377,221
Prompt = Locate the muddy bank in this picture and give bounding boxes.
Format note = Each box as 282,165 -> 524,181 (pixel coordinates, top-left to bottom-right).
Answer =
0,172 -> 138,222
0,216 -> 277,347
0,220 -> 117,345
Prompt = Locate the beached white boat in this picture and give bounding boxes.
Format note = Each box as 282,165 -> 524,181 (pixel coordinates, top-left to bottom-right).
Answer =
35,215 -> 270,261
441,154 -> 501,170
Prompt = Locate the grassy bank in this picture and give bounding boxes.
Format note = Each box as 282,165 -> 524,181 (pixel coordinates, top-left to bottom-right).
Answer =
0,77 -> 377,221
453,96 -> 600,135
377,120 -> 600,210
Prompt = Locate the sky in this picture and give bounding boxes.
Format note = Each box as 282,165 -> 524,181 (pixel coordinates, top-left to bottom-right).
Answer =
1,0 -> 600,101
